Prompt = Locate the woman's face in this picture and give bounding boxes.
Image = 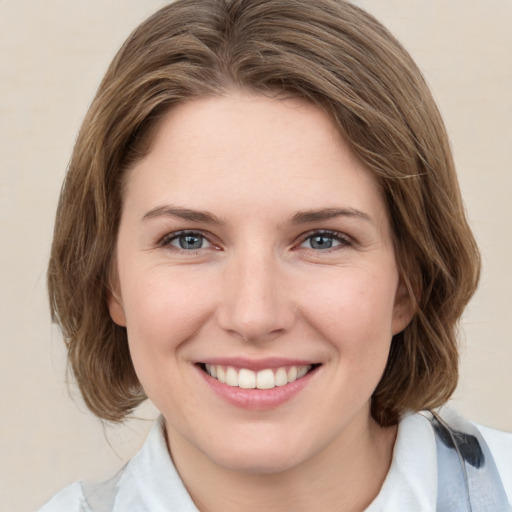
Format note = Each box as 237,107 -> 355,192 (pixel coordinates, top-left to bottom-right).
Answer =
109,93 -> 412,474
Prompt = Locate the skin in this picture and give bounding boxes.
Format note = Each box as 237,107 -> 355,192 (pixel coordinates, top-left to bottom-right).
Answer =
109,92 -> 413,511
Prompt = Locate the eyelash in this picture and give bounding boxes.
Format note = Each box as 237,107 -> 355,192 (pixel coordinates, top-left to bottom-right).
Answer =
297,230 -> 353,252
159,230 -> 215,254
158,229 -> 353,254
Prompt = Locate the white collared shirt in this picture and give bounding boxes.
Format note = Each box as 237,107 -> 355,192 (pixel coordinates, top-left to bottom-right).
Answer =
39,412 -> 512,512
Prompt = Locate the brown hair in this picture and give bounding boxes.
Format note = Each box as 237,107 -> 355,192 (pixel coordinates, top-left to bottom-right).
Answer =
48,0 -> 480,425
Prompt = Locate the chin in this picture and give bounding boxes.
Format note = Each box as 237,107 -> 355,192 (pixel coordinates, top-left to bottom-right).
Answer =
197,427 -> 317,475
211,448 -> 305,475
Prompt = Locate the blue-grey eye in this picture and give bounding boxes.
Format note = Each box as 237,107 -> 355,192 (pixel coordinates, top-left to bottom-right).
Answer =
169,233 -> 211,250
310,235 -> 334,249
300,232 -> 346,250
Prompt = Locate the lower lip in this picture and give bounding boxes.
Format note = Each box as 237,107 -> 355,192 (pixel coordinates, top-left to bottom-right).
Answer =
197,366 -> 318,411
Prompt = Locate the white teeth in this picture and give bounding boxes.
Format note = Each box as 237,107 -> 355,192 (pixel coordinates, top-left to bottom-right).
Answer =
238,368 -> 256,389
217,366 -> 226,384
256,369 -> 275,389
226,367 -> 238,386
204,364 -> 313,389
297,366 -> 308,378
275,367 -> 288,387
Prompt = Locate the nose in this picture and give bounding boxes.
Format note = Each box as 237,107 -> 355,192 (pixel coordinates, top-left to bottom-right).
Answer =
216,250 -> 296,343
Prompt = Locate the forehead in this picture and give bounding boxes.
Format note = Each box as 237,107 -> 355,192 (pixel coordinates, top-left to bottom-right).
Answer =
123,92 -> 387,225
144,93 -> 345,169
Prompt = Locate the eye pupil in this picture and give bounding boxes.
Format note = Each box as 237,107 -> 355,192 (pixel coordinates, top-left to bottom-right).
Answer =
310,235 -> 333,249
179,235 -> 203,250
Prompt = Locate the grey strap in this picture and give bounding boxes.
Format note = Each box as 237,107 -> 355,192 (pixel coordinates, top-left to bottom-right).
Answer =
78,413 -> 511,511
430,411 -> 511,512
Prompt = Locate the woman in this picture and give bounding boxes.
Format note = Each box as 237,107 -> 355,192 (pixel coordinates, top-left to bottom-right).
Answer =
41,0 -> 511,510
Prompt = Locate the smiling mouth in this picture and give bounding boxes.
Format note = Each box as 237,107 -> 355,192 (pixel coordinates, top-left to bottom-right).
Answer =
199,364 -> 319,390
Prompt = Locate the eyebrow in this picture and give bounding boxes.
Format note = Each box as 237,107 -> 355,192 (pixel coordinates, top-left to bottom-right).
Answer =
142,205 -> 372,226
142,205 -> 226,225
289,207 -> 373,224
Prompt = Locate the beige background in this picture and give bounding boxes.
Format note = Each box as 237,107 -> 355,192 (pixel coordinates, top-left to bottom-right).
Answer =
0,1 -> 510,511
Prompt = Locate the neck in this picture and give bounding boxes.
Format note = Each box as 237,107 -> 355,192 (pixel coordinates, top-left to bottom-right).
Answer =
167,411 -> 397,512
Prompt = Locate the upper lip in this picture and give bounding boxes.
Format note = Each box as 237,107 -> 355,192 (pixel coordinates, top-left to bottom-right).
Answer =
198,357 -> 319,371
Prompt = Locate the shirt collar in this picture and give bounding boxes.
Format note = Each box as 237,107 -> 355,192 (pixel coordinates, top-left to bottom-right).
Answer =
113,413 -> 438,512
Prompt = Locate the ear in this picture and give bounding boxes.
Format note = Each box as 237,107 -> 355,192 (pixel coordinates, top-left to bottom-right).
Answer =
392,279 -> 415,335
107,273 -> 127,327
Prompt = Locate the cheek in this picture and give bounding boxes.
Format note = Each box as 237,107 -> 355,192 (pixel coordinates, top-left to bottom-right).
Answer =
120,266 -> 216,354
119,268 -> 218,413
298,267 -> 399,345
